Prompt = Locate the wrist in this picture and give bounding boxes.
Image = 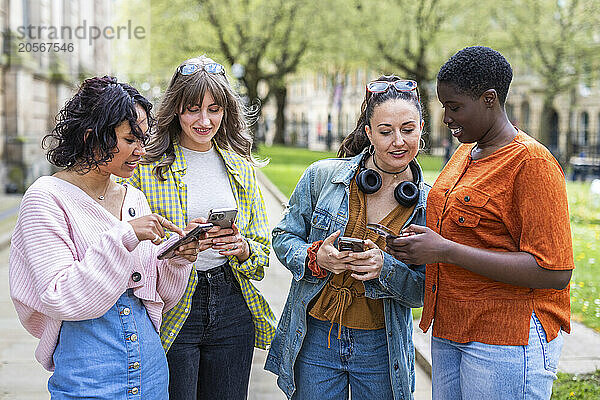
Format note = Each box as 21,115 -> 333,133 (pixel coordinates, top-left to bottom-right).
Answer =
439,238 -> 456,264
236,239 -> 251,263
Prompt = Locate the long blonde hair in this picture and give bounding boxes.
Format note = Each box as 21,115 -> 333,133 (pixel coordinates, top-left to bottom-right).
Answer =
144,55 -> 262,180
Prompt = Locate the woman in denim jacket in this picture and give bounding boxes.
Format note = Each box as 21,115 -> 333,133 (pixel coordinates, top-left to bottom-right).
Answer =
265,75 -> 429,400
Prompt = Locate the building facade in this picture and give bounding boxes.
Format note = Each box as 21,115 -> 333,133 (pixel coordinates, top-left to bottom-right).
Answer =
0,0 -> 112,191
262,69 -> 600,168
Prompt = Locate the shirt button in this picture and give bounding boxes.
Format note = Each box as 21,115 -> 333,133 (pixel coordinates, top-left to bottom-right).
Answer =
131,361 -> 140,369
464,195 -> 470,202
393,362 -> 399,370
129,334 -> 138,342
184,308 -> 190,313
128,207 -> 136,217
388,331 -> 392,337
131,387 -> 139,394
432,284 -> 437,293
169,332 -> 175,337
179,182 -> 185,187
131,272 -> 142,282
458,216 -> 465,223
121,308 -> 131,316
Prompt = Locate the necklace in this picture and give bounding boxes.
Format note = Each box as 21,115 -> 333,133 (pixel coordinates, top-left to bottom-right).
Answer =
372,155 -> 409,178
73,175 -> 112,201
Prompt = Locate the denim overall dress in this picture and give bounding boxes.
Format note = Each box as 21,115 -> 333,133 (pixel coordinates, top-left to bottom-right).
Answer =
48,289 -> 168,399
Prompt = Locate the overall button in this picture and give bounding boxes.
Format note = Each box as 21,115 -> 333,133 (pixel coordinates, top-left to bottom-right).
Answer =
128,207 -> 136,217
464,195 -> 470,202
121,308 -> 131,316
131,272 -> 142,282
129,334 -> 138,342
130,387 -> 139,395
458,216 -> 465,223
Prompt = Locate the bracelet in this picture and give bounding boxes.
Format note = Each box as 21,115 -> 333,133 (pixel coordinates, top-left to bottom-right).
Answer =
306,240 -> 327,278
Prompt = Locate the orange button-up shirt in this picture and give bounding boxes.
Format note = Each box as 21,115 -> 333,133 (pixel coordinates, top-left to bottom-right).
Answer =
420,130 -> 574,345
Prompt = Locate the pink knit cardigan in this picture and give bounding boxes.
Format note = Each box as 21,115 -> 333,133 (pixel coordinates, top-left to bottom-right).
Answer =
9,176 -> 192,371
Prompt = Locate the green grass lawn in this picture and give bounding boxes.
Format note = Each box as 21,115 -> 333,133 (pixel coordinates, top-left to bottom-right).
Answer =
256,144 -> 600,332
256,145 -> 443,197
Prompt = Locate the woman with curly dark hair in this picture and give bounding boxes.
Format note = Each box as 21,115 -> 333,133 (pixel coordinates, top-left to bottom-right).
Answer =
9,76 -> 201,399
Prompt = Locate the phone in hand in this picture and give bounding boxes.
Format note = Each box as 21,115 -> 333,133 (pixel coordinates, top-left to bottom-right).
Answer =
207,208 -> 238,229
337,236 -> 365,252
157,223 -> 213,260
366,223 -> 399,242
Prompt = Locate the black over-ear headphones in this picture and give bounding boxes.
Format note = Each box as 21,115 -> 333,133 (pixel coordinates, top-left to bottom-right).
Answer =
355,153 -> 419,207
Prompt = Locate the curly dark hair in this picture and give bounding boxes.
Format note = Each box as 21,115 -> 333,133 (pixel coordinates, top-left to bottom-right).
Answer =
338,75 -> 422,157
43,76 -> 155,173
437,46 -> 513,105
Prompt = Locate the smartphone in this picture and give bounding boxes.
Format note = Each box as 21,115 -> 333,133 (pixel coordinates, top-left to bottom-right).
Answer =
207,207 -> 238,229
366,223 -> 399,241
157,223 -> 213,260
337,237 -> 365,252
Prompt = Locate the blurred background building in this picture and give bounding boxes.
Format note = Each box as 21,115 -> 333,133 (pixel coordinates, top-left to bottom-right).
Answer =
260,69 -> 600,168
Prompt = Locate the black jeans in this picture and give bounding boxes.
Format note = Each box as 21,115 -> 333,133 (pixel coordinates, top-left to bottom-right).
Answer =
167,263 -> 255,400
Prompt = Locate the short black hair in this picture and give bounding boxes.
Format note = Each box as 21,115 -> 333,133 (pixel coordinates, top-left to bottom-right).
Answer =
437,46 -> 513,105
43,76 -> 154,173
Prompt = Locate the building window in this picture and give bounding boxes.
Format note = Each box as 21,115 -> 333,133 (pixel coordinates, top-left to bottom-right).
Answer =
520,101 -> 530,132
506,103 -> 515,123
579,111 -> 589,146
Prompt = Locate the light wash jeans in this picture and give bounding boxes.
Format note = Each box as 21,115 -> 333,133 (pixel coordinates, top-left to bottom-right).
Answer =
431,312 -> 563,400
292,316 -> 394,400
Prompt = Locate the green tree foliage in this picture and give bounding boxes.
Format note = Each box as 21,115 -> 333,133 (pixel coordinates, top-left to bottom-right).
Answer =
357,0 -> 485,139
497,0 -> 600,157
150,0 -> 336,143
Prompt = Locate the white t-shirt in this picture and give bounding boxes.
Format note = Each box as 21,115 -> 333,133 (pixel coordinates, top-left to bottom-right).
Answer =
181,146 -> 237,271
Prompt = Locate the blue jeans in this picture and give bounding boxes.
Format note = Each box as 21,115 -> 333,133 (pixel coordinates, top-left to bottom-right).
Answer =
431,312 -> 563,400
292,316 -> 394,400
167,264 -> 255,400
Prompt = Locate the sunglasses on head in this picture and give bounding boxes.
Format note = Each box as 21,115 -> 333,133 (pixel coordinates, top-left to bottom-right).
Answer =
177,62 -> 226,76
366,79 -> 419,101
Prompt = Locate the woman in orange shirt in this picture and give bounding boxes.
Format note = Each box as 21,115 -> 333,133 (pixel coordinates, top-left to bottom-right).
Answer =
387,46 -> 573,400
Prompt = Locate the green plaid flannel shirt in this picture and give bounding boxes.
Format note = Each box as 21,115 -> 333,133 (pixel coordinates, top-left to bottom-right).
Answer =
124,141 -> 276,350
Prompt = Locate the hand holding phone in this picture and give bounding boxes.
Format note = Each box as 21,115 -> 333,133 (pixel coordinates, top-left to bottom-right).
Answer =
157,223 -> 213,260
337,236 -> 365,252
207,208 -> 238,229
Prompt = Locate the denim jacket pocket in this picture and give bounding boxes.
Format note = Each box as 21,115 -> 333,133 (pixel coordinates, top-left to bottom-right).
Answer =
309,208 -> 333,240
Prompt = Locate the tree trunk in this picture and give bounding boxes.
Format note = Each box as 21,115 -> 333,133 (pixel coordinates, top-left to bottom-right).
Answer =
419,83 -> 432,151
272,84 -> 287,145
243,77 -> 261,150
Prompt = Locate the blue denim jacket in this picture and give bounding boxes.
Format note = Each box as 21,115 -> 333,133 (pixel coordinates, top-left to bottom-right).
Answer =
264,151 -> 430,400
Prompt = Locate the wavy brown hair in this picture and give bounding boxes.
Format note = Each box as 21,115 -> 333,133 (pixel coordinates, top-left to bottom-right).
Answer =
338,75 -> 423,157
144,55 -> 263,180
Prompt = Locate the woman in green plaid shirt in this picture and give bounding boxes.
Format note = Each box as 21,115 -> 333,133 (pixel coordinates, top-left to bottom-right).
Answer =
124,55 -> 276,400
